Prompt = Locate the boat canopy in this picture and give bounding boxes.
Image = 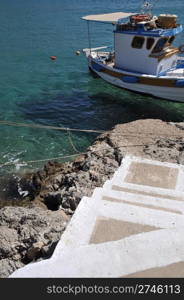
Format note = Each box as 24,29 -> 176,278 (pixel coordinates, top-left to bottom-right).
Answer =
81,12 -> 136,24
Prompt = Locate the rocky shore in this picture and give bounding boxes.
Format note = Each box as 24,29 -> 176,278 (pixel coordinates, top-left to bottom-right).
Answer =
1,119 -> 184,277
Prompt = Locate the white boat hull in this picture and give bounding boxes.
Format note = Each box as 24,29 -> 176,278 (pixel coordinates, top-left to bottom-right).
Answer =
88,57 -> 184,103
97,70 -> 184,102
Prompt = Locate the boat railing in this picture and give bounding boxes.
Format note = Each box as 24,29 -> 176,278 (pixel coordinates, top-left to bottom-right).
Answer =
90,45 -> 114,62
96,50 -> 115,64
83,46 -> 113,56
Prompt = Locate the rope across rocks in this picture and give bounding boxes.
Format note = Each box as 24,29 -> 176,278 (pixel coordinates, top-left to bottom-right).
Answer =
0,119 -> 184,168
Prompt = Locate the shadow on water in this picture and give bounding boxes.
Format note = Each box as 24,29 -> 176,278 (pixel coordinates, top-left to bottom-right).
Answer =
18,87 -> 184,133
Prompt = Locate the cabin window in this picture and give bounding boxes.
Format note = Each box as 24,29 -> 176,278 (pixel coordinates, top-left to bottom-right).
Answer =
168,36 -> 175,44
152,37 -> 169,53
131,36 -> 145,49
146,38 -> 155,50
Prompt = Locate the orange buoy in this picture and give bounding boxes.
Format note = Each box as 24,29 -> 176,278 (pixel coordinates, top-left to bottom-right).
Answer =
50,56 -> 57,61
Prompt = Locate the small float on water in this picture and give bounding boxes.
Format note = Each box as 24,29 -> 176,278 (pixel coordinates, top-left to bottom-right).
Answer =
81,1 -> 184,102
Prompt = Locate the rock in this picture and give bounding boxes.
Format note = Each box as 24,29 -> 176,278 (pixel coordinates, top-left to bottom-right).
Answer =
68,198 -> 76,211
41,241 -> 58,258
0,258 -> 24,279
44,193 -> 62,211
27,241 -> 44,261
89,170 -> 99,181
178,152 -> 184,165
0,206 -> 69,278
0,227 -> 19,258
53,184 -> 59,191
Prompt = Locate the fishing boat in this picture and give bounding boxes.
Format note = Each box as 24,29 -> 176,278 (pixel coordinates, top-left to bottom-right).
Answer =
80,1 -> 184,102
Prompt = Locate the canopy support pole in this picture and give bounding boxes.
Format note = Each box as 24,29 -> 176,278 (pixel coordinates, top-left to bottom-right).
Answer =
87,21 -> 92,54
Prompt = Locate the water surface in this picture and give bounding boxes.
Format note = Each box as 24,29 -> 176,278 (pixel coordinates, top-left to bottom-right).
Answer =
0,0 -> 184,175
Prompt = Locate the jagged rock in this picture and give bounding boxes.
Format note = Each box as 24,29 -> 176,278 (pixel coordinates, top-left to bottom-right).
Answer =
44,193 -> 62,211
27,241 -> 45,261
0,206 -> 69,278
0,258 -> 24,279
0,227 -> 19,258
41,241 -> 58,258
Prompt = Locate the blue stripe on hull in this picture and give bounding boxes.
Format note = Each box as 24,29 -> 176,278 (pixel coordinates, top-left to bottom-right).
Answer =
175,79 -> 184,87
91,61 -> 104,72
121,76 -> 139,83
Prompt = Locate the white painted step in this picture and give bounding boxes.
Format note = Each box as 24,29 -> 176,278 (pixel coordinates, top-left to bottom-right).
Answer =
93,187 -> 184,215
104,155 -> 184,200
52,192 -> 184,256
10,227 -> 184,278
103,179 -> 184,201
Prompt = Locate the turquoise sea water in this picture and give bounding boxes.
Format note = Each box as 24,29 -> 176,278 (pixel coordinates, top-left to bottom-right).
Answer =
0,0 -> 184,175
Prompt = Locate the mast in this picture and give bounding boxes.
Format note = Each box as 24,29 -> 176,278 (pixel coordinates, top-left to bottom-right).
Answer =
141,1 -> 153,16
141,0 -> 160,15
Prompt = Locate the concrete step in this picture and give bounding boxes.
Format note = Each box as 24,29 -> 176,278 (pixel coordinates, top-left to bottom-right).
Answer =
93,187 -> 184,215
103,180 -> 184,201
104,155 -> 184,201
53,189 -> 184,258
10,227 -> 184,278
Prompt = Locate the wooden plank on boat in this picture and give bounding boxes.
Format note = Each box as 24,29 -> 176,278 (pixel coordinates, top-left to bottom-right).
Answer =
139,77 -> 175,87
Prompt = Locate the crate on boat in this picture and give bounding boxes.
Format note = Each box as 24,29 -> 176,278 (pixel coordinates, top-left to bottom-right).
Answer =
157,14 -> 177,29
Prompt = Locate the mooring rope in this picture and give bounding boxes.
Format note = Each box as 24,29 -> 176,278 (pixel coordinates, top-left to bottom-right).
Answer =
0,141 -> 158,168
0,120 -> 184,138
0,119 -> 184,169
0,120 -> 105,134
67,128 -> 81,154
0,153 -> 86,168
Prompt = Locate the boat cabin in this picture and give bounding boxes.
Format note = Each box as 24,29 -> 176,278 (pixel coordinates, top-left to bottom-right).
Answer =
114,14 -> 183,75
